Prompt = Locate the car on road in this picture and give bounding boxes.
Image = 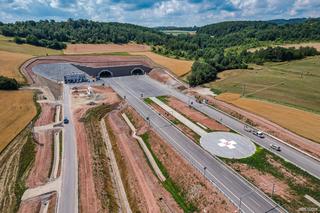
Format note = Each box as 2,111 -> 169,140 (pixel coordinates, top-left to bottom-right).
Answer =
244,125 -> 252,132
63,118 -> 69,124
270,144 -> 281,151
253,130 -> 265,138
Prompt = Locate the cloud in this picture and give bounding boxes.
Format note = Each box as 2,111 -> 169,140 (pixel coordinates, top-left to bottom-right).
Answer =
0,0 -> 319,26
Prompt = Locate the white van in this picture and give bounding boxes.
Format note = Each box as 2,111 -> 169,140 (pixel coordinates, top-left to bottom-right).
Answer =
270,144 -> 281,151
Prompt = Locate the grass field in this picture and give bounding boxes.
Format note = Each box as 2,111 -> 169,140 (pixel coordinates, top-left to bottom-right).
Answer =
217,93 -> 320,143
0,90 -> 37,152
161,30 -> 196,36
208,56 -> 320,113
132,51 -> 193,76
248,42 -> 320,52
0,35 -> 62,56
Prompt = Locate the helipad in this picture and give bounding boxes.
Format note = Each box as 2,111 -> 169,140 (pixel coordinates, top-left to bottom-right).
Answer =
200,132 -> 256,159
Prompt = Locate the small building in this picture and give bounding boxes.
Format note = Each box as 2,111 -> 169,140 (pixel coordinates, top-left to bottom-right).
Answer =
64,72 -> 87,84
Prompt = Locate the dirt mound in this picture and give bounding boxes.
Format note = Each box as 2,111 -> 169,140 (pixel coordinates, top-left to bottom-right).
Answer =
35,103 -> 55,127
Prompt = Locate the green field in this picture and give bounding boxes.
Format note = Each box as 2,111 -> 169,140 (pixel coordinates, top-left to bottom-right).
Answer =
161,30 -> 196,36
0,35 -> 62,56
207,56 -> 320,113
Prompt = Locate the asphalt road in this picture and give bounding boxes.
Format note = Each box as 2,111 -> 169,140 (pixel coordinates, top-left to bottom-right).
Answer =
57,85 -> 78,213
138,75 -> 320,179
105,76 -> 285,213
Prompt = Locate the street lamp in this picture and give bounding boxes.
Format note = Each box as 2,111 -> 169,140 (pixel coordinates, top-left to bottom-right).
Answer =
203,166 -> 207,177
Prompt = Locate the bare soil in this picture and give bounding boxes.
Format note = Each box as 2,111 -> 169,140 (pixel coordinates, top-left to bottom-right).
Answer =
107,109 -> 181,213
34,103 -> 55,127
231,163 -> 293,200
124,107 -> 236,212
190,91 -> 320,159
167,96 -> 229,131
17,197 -> 41,213
47,193 -> 57,213
73,107 -> 102,213
26,131 -> 53,188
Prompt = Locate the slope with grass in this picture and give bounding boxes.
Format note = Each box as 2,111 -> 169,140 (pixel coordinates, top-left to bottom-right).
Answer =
208,56 -> 320,113
0,36 -> 61,56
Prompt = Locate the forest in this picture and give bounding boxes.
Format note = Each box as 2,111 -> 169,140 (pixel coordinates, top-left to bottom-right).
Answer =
1,18 -> 320,86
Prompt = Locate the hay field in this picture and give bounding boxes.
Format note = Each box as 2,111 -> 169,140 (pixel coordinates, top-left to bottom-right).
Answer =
132,51 -> 193,76
0,90 -> 36,152
248,42 -> 320,52
0,51 -> 32,83
217,93 -> 320,143
64,43 -> 151,54
208,56 -> 320,113
0,35 -> 62,56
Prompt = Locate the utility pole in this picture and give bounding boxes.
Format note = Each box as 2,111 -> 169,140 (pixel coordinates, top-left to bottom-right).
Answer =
242,84 -> 246,97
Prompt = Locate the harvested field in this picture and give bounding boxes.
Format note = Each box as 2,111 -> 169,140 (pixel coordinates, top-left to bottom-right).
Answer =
166,96 -> 229,131
0,35 -> 62,56
106,109 -> 181,213
0,50 -> 31,83
248,42 -> 320,52
217,93 -> 320,143
132,51 -> 193,76
64,43 -> 150,54
26,131 -> 53,188
124,107 -> 236,212
0,90 -> 36,152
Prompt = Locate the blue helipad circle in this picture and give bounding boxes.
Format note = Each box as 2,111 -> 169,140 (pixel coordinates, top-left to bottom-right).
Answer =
200,132 -> 256,159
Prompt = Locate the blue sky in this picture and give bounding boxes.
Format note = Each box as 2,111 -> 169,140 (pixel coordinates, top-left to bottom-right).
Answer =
1,0 -> 320,26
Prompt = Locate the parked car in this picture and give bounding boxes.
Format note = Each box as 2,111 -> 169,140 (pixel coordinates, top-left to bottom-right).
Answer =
63,118 -> 69,124
270,144 -> 281,151
253,130 -> 265,138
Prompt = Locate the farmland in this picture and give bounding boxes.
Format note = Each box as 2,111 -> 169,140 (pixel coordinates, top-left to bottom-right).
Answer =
216,93 -> 320,143
64,43 -> 150,54
0,35 -> 62,56
0,51 -> 31,83
208,56 -> 320,113
0,90 -> 36,152
132,51 -> 193,76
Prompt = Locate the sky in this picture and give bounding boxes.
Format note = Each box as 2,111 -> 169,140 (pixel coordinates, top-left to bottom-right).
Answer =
1,0 -> 320,27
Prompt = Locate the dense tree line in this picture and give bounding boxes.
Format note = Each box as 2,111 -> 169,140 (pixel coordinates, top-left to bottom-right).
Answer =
1,18 -> 320,86
0,76 -> 20,90
241,46 -> 319,64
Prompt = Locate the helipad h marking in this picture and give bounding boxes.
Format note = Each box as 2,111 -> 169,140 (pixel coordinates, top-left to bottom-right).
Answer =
218,139 -> 237,149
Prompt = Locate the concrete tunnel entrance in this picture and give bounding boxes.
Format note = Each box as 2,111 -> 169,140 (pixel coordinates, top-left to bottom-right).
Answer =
99,70 -> 113,78
131,68 -> 145,75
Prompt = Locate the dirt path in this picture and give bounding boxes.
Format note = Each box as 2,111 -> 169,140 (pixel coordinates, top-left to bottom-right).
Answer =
107,110 -> 181,213
195,93 -> 320,158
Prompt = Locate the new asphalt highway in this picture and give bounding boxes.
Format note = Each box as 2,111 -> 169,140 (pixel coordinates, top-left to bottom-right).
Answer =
137,75 -> 320,179
105,76 -> 285,213
58,85 -> 78,213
